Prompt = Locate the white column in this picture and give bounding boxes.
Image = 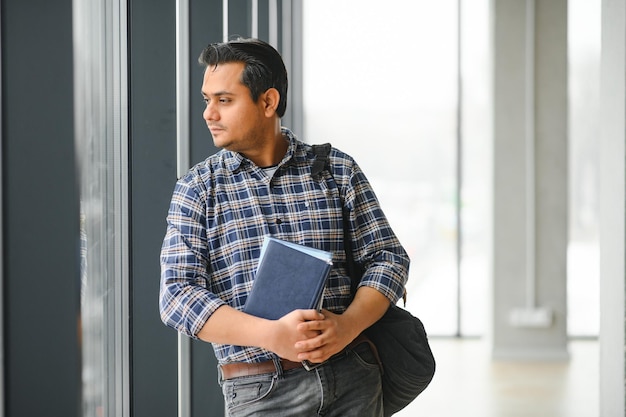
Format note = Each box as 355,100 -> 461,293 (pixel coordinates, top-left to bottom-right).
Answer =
599,0 -> 626,415
491,0 -> 569,360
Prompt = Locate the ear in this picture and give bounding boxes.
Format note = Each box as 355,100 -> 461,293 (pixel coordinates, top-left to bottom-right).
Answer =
261,88 -> 280,117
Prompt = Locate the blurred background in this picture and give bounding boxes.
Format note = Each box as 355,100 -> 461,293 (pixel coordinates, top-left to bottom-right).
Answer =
2,0 -> 623,416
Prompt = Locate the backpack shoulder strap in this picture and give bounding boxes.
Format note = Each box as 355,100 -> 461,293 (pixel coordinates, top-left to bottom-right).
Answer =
311,144 -> 362,293
311,143 -> 332,178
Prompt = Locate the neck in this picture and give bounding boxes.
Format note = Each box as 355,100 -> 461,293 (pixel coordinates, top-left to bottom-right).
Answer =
246,123 -> 288,168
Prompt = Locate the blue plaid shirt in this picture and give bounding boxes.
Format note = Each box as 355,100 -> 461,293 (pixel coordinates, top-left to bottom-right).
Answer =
159,128 -> 409,364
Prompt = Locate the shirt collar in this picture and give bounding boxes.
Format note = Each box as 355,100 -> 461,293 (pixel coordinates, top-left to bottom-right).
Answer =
221,127 -> 302,172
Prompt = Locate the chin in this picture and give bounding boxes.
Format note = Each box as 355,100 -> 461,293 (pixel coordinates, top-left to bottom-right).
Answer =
212,136 -> 231,150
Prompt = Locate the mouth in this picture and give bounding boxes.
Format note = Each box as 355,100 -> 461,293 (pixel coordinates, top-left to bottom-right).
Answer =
208,125 -> 225,135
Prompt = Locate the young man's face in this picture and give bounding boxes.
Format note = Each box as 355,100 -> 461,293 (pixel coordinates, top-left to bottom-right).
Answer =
201,61 -> 270,153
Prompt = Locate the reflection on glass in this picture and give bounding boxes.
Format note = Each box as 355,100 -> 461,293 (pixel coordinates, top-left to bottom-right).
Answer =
74,0 -> 107,413
74,0 -> 128,415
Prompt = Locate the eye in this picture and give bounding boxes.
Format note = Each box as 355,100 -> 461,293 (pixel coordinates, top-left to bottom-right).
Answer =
219,97 -> 231,104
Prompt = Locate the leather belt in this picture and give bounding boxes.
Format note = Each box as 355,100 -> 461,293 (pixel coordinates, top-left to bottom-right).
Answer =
220,358 -> 303,380
219,333 -> 372,381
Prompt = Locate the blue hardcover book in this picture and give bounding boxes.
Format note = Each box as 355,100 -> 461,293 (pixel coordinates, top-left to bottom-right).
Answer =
243,237 -> 333,320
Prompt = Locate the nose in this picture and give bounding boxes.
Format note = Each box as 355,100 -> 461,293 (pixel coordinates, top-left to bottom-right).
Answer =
203,102 -> 219,122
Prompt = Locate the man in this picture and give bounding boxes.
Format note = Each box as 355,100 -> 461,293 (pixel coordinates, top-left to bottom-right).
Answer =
160,38 -> 409,417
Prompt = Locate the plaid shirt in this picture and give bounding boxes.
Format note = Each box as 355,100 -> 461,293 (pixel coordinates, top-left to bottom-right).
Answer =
159,128 -> 409,364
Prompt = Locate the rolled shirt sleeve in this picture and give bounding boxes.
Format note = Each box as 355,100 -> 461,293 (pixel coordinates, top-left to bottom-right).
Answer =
159,178 -> 225,338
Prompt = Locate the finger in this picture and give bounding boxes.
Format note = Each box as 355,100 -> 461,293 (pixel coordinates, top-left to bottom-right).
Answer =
303,330 -> 321,339
297,346 -> 330,363
294,333 -> 325,351
298,326 -> 321,339
297,319 -> 324,332
298,309 -> 325,321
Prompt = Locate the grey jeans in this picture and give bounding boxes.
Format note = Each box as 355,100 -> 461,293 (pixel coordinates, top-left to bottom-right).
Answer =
219,343 -> 383,417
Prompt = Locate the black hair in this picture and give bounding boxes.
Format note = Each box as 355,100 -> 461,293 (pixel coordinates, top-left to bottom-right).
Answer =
198,38 -> 288,118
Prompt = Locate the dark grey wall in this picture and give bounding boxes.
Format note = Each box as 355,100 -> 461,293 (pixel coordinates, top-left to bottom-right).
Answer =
190,0 -> 223,167
129,0 -> 180,416
2,1 -> 81,416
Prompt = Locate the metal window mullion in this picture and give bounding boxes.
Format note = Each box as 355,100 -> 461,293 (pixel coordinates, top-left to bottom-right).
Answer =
0,0 -> 4,414
108,0 -> 131,415
176,0 -> 191,178
280,0 -> 292,130
176,1 -> 192,417
269,0 -> 278,48
280,0 -> 303,136
251,0 -> 259,38
223,0 -> 229,41
455,0 -> 463,337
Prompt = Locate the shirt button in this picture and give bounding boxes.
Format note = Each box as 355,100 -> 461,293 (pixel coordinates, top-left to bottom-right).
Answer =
276,218 -> 283,225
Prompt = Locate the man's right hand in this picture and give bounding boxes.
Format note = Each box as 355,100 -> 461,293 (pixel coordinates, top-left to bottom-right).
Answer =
264,309 -> 325,362
196,305 -> 325,362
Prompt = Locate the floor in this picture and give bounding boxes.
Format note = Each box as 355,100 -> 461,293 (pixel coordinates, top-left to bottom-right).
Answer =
395,338 -> 599,417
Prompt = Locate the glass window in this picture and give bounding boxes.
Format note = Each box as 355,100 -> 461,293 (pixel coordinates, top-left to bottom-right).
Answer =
303,0 -> 599,338
302,0 -> 467,336
74,0 -> 130,415
458,0 -> 491,336
567,0 -> 601,337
